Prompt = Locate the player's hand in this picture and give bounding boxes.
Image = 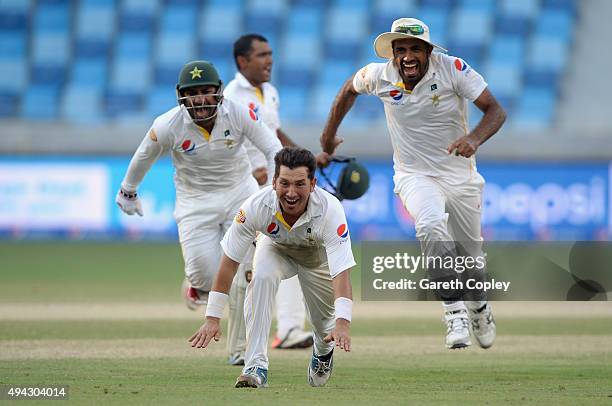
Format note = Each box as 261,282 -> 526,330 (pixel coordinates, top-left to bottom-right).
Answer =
447,135 -> 480,158
189,317 -> 221,348
324,318 -> 351,352
320,135 -> 344,156
315,151 -> 332,168
115,188 -> 143,216
252,167 -> 268,185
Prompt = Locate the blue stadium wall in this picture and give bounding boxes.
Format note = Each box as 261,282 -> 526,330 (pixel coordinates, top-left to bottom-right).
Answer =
0,157 -> 609,241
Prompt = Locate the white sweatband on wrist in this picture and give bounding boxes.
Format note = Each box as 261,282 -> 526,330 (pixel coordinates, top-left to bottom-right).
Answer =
205,291 -> 228,319
334,297 -> 353,322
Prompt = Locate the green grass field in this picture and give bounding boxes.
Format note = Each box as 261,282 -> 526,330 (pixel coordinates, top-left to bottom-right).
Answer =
1,242 -> 611,405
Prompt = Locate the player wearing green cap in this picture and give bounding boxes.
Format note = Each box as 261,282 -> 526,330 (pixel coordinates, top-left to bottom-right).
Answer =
116,60 -> 282,364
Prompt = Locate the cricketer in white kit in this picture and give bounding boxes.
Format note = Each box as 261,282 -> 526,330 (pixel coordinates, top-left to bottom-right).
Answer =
321,18 -> 506,350
189,147 -> 355,388
224,33 -> 314,353
115,60 -> 281,361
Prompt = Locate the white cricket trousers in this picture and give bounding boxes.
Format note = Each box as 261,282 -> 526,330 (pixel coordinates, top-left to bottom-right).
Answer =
275,275 -> 307,337
175,178 -> 258,292
395,172 -> 486,307
175,178 -> 258,356
243,237 -> 335,372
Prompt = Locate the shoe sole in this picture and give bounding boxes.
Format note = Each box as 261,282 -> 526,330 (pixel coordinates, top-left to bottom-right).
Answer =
447,342 -> 471,349
235,380 -> 258,388
235,376 -> 266,388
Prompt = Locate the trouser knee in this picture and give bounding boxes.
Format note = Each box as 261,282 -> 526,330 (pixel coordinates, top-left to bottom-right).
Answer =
184,254 -> 217,291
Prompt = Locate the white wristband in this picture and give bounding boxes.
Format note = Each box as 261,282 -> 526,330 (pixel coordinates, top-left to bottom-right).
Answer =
334,297 -> 353,322
205,291 -> 228,319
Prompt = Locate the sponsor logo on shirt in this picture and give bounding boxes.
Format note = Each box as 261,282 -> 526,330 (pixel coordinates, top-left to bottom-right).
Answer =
337,224 -> 349,238
181,140 -> 196,154
249,108 -> 258,121
389,89 -> 403,101
454,58 -> 468,71
235,209 -> 246,224
248,102 -> 259,114
267,222 -> 280,236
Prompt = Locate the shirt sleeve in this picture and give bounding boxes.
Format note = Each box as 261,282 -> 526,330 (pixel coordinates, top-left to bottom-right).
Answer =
448,55 -> 488,102
121,122 -> 170,191
221,196 -> 259,263
321,197 -> 357,278
240,105 -> 282,186
352,63 -> 379,95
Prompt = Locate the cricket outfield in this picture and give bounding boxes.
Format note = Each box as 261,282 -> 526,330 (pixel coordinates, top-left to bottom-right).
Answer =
1,242 -> 610,405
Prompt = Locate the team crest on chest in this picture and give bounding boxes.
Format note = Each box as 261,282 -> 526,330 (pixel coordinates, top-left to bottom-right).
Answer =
431,94 -> 440,107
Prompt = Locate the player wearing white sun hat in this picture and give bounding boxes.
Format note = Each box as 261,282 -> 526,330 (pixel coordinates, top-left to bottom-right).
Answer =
321,17 -> 506,350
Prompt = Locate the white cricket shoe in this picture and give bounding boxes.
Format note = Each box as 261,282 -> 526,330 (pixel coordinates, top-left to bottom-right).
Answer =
181,278 -> 208,310
271,327 -> 314,349
444,309 -> 471,349
235,367 -> 268,388
469,303 -> 496,349
308,349 -> 333,387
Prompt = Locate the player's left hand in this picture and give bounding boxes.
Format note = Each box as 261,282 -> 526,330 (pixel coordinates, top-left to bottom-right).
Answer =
447,135 -> 480,158
324,318 -> 351,352
189,317 -> 221,349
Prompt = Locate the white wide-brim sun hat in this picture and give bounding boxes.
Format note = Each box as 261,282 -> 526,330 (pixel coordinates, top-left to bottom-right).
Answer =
373,17 -> 447,59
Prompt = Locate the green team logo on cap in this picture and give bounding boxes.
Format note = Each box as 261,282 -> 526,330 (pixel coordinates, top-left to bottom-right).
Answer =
395,24 -> 425,35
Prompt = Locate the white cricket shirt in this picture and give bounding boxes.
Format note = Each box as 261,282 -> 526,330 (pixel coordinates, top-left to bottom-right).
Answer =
121,98 -> 282,195
353,53 -> 488,185
224,72 -> 281,170
221,186 -> 356,277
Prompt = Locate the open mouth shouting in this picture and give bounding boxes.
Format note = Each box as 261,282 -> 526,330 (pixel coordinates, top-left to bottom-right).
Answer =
401,59 -> 419,78
283,195 -> 299,210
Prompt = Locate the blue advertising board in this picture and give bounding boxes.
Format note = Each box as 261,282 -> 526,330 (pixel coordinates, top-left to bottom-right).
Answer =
0,157 -> 609,241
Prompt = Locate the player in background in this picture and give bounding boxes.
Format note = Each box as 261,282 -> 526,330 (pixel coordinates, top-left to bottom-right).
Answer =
320,18 -> 506,350
189,147 -> 355,388
224,34 -> 323,351
115,60 -> 281,363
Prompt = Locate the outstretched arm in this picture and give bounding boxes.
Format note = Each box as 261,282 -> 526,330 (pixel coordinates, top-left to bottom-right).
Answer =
116,129 -> 167,216
188,254 -> 240,349
447,88 -> 507,158
320,76 -> 360,155
324,268 -> 353,352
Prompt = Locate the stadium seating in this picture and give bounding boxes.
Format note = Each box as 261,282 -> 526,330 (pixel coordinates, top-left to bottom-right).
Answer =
0,0 -> 577,128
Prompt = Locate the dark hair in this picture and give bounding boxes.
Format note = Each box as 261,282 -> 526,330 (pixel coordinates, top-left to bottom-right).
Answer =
274,147 -> 316,180
233,33 -> 268,70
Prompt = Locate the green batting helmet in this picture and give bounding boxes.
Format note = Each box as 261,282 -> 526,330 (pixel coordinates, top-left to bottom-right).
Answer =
320,157 -> 370,201
176,61 -> 224,123
176,60 -> 222,92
